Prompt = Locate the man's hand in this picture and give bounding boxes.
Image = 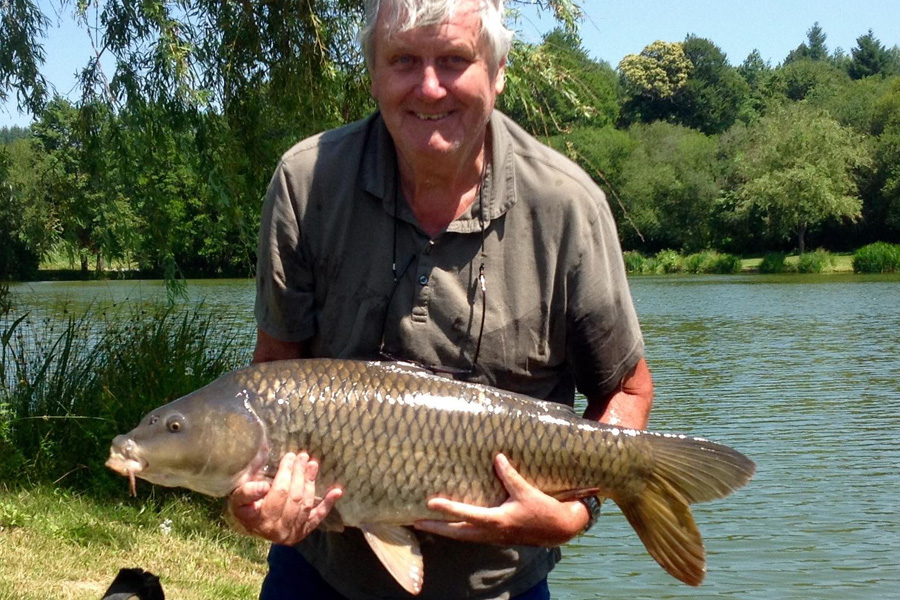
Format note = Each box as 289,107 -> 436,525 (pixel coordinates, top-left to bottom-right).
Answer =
413,453 -> 589,547
228,452 -> 343,546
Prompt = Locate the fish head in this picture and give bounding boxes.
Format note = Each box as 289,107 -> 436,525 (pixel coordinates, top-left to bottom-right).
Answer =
106,378 -> 269,497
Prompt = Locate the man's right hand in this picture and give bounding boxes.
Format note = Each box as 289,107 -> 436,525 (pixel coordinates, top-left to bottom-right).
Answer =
228,452 -> 343,545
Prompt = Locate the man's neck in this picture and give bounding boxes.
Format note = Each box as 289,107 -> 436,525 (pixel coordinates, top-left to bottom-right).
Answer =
397,137 -> 490,237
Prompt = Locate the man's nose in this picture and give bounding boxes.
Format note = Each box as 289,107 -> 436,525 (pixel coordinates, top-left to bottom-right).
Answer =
417,64 -> 447,99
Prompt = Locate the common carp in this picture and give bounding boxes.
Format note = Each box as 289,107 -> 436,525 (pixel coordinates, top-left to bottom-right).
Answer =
106,359 -> 755,594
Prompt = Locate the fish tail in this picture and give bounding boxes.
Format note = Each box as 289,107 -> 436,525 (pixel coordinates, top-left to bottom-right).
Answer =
615,433 -> 756,586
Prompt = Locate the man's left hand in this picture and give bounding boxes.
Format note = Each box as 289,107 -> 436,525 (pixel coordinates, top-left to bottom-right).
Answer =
413,453 -> 589,547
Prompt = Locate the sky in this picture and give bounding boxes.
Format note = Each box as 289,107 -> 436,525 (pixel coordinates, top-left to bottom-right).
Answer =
2,0 -> 899,128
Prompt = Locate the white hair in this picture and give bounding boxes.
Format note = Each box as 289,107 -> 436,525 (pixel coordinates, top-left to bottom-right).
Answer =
360,0 -> 513,71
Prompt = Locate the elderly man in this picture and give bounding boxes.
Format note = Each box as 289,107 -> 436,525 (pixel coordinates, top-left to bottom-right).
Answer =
229,0 -> 653,598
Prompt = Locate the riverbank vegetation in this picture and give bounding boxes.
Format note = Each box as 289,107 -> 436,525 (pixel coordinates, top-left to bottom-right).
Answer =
0,301 -> 259,596
2,7 -> 900,284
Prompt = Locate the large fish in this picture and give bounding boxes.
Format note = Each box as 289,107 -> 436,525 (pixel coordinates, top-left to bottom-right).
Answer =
106,359 -> 755,594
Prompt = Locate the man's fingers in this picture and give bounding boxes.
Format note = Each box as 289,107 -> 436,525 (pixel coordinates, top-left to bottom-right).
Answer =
494,453 -> 530,497
230,480 -> 271,505
310,487 -> 343,523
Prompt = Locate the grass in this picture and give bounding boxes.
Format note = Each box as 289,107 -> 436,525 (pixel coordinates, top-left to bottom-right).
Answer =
740,252 -> 854,273
0,485 -> 268,599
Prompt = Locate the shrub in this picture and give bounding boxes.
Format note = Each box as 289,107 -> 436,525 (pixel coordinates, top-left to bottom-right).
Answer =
653,249 -> 685,274
684,251 -> 742,274
796,249 -> 836,273
853,242 -> 900,273
759,253 -> 788,274
623,251 -> 647,274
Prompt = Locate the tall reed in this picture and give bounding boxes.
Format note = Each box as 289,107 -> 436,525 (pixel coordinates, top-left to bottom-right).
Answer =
1,304 -> 246,492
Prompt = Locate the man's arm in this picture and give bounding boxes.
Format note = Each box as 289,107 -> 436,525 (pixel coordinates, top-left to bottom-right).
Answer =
252,327 -> 310,363
584,357 -> 653,430
415,357 -> 654,546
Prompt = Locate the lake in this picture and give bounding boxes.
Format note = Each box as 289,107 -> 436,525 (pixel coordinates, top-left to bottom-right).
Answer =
7,274 -> 900,599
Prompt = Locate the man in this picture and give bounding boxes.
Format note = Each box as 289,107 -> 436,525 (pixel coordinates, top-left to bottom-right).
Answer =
229,0 -> 653,598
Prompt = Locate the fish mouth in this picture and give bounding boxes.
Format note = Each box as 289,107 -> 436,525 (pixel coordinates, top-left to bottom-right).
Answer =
107,439 -> 146,496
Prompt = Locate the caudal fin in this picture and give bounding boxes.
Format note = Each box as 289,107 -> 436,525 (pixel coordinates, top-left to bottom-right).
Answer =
616,433 -> 756,585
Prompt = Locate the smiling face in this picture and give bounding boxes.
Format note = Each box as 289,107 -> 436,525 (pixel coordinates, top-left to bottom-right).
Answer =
369,0 -> 506,171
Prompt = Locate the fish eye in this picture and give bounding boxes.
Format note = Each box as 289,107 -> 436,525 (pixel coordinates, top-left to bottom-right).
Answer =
166,415 -> 184,433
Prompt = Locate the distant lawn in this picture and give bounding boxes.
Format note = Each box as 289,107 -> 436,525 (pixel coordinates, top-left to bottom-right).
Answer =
0,485 -> 268,599
740,253 -> 854,273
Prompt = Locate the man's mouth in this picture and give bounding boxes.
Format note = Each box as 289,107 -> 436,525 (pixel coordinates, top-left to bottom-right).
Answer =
415,112 -> 449,121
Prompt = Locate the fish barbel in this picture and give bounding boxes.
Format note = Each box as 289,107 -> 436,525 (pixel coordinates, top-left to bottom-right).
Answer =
106,359 -> 755,594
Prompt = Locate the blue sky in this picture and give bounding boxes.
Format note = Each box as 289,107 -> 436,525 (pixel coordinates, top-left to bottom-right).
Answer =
2,0 -> 899,128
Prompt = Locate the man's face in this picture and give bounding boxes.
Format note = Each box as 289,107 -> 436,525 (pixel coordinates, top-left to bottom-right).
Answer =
370,0 -> 506,165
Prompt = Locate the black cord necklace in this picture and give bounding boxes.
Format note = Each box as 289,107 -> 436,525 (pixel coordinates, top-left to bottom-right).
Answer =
379,162 -> 488,376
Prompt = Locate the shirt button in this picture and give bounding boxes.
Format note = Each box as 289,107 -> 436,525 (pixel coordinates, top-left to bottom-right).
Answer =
418,275 -> 429,285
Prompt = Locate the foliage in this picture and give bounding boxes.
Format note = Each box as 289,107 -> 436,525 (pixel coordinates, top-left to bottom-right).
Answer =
0,124 -> 30,143
852,242 -> 900,273
683,251 -> 742,274
2,10 -> 900,269
622,250 -> 740,274
677,36 -> 751,134
758,252 -> 788,274
618,40 -> 692,124
0,305 -> 243,489
732,104 -> 871,253
848,30 -> 896,80
784,22 -> 830,64
500,29 -> 620,134
618,121 -> 720,251
796,249 -> 836,273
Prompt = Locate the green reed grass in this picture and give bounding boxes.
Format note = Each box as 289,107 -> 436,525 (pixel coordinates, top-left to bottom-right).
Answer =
0,303 -> 245,491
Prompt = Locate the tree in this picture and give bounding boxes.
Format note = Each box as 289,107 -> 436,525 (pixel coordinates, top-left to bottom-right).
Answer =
733,104 -> 870,253
772,58 -> 849,102
618,121 -> 720,252
676,36 -> 750,134
618,40 -> 692,125
500,29 -> 620,135
784,22 -> 830,64
848,30 -> 894,79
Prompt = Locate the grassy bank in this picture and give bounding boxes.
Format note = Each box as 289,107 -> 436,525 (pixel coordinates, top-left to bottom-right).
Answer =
0,485 -> 268,599
0,302 -> 266,598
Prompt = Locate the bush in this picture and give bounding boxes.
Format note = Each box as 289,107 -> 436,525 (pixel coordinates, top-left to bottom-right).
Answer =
684,251 -> 742,274
653,249 -> 685,274
853,242 -> 900,273
796,249 -> 836,273
759,252 -> 788,274
623,251 -> 647,274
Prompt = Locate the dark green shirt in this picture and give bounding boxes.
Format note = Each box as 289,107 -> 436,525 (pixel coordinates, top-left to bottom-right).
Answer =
255,110 -> 644,599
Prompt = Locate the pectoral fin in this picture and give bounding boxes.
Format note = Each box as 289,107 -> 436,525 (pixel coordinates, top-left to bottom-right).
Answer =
360,523 -> 424,596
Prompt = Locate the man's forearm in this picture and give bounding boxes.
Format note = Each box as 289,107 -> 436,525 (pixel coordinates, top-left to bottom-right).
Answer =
583,357 -> 653,429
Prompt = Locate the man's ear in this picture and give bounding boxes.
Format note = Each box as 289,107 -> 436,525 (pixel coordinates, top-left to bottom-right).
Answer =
494,57 -> 507,95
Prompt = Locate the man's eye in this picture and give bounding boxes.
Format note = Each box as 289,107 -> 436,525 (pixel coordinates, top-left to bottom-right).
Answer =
442,55 -> 470,67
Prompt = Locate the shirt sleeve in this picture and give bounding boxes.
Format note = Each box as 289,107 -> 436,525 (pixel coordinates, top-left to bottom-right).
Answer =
566,188 -> 644,399
254,159 -> 318,342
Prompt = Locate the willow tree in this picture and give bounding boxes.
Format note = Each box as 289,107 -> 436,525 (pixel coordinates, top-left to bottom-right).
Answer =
1,1 -> 587,286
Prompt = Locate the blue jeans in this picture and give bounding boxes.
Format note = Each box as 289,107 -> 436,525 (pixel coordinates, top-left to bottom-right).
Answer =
260,544 -> 551,600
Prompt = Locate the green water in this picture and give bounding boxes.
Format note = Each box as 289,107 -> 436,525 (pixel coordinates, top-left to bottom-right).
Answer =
8,274 -> 900,598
